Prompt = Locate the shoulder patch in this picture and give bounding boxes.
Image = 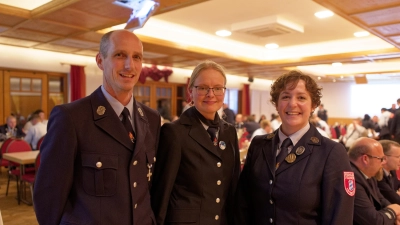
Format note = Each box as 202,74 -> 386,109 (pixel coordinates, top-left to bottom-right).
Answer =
344,171 -> 356,196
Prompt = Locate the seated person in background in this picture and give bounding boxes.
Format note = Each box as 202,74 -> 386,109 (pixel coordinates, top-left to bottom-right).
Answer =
24,114 -> 47,150
250,119 -> 272,141
310,118 -> 329,138
270,114 -> 282,131
348,137 -> 400,225
378,140 -> 400,204
344,118 -> 368,150
0,115 -> 25,139
312,114 -> 331,138
235,113 -> 244,129
37,109 -> 48,125
243,115 -> 260,139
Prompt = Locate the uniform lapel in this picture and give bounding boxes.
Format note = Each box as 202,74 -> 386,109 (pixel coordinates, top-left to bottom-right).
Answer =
91,87 -> 134,151
276,126 -> 319,175
132,100 -> 149,157
183,107 -> 222,159
262,131 -> 279,175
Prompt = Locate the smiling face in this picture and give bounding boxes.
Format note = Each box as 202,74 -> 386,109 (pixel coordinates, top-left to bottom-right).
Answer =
96,30 -> 143,104
276,80 -> 316,136
189,68 -> 226,120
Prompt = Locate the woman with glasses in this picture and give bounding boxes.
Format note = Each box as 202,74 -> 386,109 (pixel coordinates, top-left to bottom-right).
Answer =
151,60 -> 240,225
235,70 -> 354,225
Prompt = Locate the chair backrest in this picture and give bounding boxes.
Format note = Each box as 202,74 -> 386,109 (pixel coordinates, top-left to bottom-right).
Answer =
6,139 -> 32,153
0,138 -> 15,167
36,135 -> 45,150
6,139 -> 32,167
35,152 -> 41,172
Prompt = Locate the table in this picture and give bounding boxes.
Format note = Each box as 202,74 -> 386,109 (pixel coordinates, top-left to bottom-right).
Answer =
2,151 -> 39,205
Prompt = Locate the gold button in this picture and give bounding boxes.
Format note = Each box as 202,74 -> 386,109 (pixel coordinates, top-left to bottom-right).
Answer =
96,162 -> 102,168
217,162 -> 221,167
133,182 -> 137,188
133,160 -> 138,166
216,198 -> 220,203
215,215 -> 219,220
134,204 -> 137,209
154,157 -> 156,162
217,180 -> 221,185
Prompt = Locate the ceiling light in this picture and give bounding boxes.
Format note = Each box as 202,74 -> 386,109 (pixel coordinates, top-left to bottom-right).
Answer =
332,62 -> 342,67
265,43 -> 279,49
215,30 -> 232,37
318,76 -> 321,80
314,10 -> 334,19
354,31 -> 370,37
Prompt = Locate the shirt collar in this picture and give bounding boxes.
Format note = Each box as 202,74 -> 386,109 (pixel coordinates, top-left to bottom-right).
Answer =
278,123 -> 310,147
101,85 -> 134,118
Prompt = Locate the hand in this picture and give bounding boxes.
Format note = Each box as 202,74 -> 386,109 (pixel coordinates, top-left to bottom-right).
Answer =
387,204 -> 400,217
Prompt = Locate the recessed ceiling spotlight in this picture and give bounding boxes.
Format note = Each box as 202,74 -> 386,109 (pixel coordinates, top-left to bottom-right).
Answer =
265,43 -> 279,49
215,30 -> 231,37
354,31 -> 370,37
318,76 -> 321,80
332,62 -> 342,67
314,10 -> 334,19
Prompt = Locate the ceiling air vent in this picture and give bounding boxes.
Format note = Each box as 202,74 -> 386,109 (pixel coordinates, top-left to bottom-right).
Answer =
231,15 -> 304,38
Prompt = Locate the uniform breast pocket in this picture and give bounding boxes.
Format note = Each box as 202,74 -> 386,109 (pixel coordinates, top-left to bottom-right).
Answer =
81,152 -> 118,196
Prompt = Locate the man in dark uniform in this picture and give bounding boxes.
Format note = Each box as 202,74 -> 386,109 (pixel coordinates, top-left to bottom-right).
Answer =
377,140 -> 400,204
34,30 -> 161,225
222,103 -> 235,124
0,115 -> 25,139
391,98 -> 400,144
348,137 -> 400,225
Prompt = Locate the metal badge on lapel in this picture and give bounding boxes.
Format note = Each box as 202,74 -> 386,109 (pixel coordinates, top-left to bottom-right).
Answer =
97,106 -> 106,115
219,141 -> 226,150
310,137 -> 319,143
138,108 -> 144,117
295,146 -> 305,155
266,133 -> 275,139
285,153 -> 296,163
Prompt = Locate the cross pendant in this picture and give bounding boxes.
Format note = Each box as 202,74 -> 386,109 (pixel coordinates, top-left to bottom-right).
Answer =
147,163 -> 153,181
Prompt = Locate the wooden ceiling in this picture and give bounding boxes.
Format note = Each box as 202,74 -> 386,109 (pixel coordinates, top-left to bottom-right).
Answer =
1,0 -> 400,82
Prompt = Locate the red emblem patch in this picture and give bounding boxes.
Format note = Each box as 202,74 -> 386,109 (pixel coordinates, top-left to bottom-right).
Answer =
344,171 -> 356,196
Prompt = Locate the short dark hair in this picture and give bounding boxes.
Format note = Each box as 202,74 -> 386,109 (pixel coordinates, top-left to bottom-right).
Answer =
270,70 -> 322,108
348,142 -> 370,161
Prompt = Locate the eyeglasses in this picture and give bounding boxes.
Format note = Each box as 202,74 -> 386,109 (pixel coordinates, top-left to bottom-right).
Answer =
193,86 -> 226,96
365,154 -> 386,162
385,155 -> 400,159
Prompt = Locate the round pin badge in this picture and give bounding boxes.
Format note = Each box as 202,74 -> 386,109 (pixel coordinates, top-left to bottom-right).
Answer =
295,146 -> 305,156
311,137 -> 319,143
285,153 -> 296,163
219,141 -> 226,150
97,106 -> 106,115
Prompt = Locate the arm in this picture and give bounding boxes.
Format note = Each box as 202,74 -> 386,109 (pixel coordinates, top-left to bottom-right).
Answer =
151,123 -> 182,225
321,143 -> 354,225
33,106 -> 77,225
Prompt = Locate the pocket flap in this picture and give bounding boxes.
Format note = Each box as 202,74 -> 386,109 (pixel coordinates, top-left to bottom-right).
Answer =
81,153 -> 118,170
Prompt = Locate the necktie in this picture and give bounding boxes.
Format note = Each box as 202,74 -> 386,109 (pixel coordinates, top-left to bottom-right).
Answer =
276,138 -> 292,168
207,126 -> 218,146
121,107 -> 135,143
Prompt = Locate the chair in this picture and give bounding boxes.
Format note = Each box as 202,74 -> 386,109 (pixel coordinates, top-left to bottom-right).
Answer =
0,138 -> 15,173
5,139 -> 32,204
21,152 -> 40,204
36,135 -> 45,150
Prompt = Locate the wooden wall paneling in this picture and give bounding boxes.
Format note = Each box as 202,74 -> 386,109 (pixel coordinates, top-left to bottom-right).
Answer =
0,70 -> 3,123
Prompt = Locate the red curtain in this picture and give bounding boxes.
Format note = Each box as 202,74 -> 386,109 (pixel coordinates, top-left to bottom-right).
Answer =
241,84 -> 250,115
70,65 -> 86,101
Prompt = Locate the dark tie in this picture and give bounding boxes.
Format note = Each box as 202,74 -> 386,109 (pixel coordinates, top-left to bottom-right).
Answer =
121,107 -> 135,143
276,138 -> 292,168
207,126 -> 218,146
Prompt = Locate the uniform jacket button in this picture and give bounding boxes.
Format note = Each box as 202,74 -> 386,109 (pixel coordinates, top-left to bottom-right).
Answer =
96,162 -> 102,168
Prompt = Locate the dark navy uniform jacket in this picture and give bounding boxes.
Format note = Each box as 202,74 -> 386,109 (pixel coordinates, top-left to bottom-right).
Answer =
34,87 -> 161,225
377,170 -> 400,204
151,106 -> 240,225
235,124 -> 354,225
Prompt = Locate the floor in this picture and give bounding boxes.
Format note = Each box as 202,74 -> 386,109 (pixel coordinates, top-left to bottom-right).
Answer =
0,167 -> 38,225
